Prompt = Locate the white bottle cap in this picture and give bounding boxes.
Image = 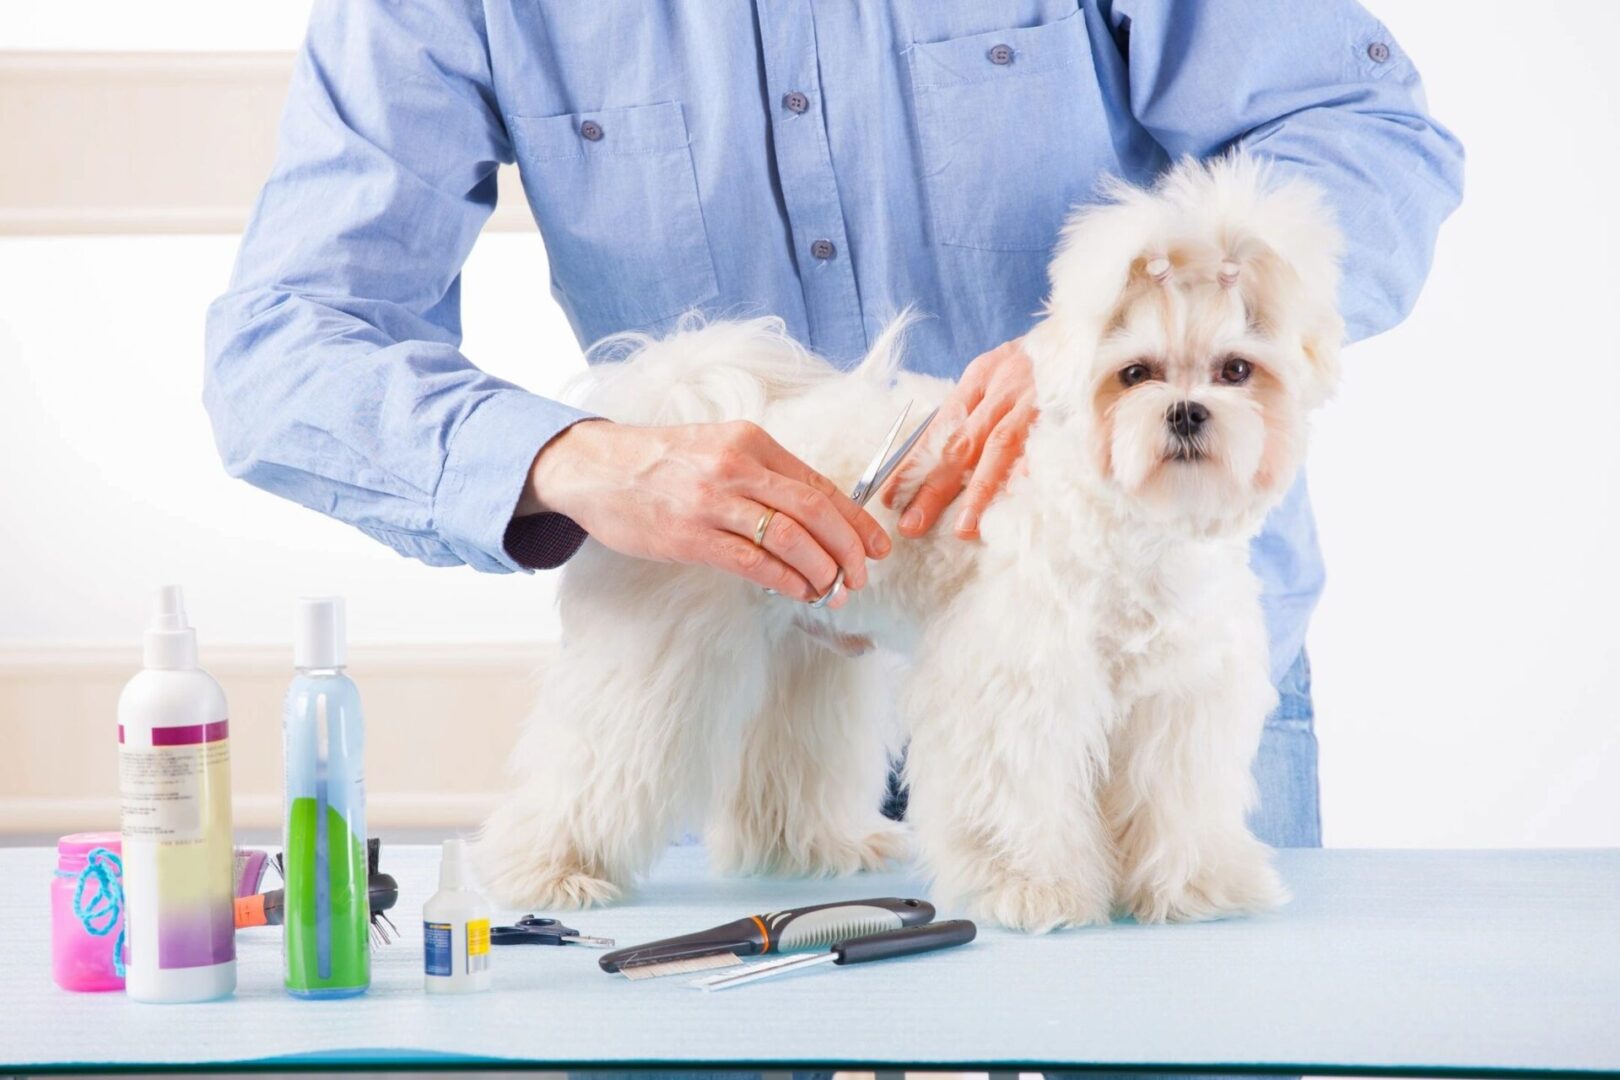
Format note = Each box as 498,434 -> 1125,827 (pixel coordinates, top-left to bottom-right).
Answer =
143,584 -> 198,669
295,596 -> 347,669
439,838 -> 474,891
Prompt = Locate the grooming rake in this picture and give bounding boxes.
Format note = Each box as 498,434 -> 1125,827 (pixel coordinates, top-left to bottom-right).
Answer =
599,896 -> 935,979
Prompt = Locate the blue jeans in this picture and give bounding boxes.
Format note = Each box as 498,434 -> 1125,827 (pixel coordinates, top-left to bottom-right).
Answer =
578,653 -> 1319,1080
1247,649 -> 1321,848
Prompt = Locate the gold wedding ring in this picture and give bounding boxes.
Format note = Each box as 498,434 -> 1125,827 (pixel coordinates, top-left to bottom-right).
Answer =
753,508 -> 776,547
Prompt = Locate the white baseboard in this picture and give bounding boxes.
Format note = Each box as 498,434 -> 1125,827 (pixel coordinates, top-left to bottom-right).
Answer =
0,643 -> 550,836
0,793 -> 501,834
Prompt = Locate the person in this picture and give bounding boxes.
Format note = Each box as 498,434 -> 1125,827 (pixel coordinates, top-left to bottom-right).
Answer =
207,0 -> 1460,910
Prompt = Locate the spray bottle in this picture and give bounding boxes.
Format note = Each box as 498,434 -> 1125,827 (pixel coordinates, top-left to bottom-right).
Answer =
423,839 -> 492,993
282,596 -> 370,998
117,585 -> 236,1002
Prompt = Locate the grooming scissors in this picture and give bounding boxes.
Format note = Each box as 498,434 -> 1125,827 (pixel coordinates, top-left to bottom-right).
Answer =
806,401 -> 939,609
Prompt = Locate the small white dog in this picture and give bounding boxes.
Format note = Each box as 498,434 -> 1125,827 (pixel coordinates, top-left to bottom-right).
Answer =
477,155 -> 1343,931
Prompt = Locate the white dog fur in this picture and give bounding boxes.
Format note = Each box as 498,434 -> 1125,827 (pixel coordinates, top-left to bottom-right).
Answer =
476,155 -> 1343,932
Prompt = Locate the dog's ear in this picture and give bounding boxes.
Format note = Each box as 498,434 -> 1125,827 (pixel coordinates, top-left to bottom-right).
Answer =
1213,161 -> 1345,408
1032,181 -> 1170,414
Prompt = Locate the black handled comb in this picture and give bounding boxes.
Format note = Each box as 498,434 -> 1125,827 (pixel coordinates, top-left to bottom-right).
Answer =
599,896 -> 935,979
692,919 -> 978,990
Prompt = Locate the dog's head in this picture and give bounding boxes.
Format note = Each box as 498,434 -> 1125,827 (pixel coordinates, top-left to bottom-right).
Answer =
1028,155 -> 1343,533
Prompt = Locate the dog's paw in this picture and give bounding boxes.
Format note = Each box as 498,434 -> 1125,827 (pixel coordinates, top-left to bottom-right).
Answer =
475,848 -> 624,910
792,819 -> 912,876
1123,844 -> 1289,923
712,817 -> 910,878
970,874 -> 1113,934
852,819 -> 912,871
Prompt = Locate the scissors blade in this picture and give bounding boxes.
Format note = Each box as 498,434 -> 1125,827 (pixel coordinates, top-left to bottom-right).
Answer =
849,402 -> 912,505
805,403 -> 941,611
859,405 -> 939,506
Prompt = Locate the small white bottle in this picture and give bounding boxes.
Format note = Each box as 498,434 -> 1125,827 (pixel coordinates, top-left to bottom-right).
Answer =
423,839 -> 492,994
117,585 -> 237,1003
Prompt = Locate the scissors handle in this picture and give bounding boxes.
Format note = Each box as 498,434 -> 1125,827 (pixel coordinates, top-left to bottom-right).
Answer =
809,571 -> 845,610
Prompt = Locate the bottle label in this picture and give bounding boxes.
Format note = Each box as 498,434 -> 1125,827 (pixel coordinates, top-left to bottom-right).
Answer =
118,721 -> 230,842
117,721 -> 235,970
424,919 -> 490,977
466,918 -> 490,974
424,922 -> 453,977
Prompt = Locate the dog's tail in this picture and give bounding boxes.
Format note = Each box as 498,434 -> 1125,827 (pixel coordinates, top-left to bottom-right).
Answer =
850,307 -> 919,387
567,310 -> 921,426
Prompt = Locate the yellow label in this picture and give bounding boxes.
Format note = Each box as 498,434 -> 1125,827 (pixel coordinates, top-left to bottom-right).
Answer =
119,739 -> 231,842
466,918 -> 490,957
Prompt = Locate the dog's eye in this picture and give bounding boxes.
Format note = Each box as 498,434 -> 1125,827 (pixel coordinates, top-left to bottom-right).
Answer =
1218,357 -> 1253,385
1119,364 -> 1153,388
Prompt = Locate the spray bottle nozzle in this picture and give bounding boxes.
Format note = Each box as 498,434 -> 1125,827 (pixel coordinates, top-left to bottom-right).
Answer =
152,584 -> 190,631
144,584 -> 198,669
439,839 -> 475,891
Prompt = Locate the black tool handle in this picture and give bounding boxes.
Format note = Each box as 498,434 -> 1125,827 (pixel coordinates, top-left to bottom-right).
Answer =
767,896 -> 934,951
833,919 -> 976,965
598,896 -> 933,973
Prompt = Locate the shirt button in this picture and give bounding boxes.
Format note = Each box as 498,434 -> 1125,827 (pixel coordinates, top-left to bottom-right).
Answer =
783,91 -> 809,114
579,120 -> 604,142
987,43 -> 1014,65
1367,41 -> 1390,63
810,239 -> 836,261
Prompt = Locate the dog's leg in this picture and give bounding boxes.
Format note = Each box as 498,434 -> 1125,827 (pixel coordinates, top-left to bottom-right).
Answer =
1108,661 -> 1289,922
707,631 -> 907,877
901,599 -> 1117,933
475,554 -> 770,909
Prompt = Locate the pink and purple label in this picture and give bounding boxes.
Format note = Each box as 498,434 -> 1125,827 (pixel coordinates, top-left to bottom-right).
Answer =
118,720 -> 229,746
118,720 -> 236,970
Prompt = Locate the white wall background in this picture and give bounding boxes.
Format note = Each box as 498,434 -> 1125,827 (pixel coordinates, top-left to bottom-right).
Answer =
3,3 -> 1617,847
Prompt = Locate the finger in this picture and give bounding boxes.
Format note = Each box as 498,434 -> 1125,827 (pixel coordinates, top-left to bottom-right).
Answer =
896,399 -> 991,536
747,469 -> 873,590
883,381 -> 986,510
720,498 -> 840,598
955,401 -> 1035,539
752,439 -> 890,562
697,528 -> 818,603
717,422 -> 889,560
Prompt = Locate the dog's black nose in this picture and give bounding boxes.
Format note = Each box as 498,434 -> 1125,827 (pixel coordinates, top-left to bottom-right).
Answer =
1166,401 -> 1210,438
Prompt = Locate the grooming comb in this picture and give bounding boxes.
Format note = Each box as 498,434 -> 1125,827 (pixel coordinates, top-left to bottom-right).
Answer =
691,919 -> 977,991
599,896 -> 935,980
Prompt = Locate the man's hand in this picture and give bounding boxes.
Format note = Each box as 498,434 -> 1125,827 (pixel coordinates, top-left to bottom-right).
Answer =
520,419 -> 889,606
887,337 -> 1037,539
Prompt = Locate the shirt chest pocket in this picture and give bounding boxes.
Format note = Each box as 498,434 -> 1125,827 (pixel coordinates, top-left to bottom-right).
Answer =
907,9 -> 1117,252
507,101 -> 719,339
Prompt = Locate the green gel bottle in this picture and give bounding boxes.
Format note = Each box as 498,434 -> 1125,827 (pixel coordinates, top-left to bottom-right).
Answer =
282,597 -> 369,998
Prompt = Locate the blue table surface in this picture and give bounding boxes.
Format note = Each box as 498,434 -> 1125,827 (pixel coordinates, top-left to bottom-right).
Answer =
7,844 -> 1617,1074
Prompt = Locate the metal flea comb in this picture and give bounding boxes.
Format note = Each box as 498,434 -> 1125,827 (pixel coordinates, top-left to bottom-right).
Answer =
598,896 -> 935,980
691,918 -> 978,991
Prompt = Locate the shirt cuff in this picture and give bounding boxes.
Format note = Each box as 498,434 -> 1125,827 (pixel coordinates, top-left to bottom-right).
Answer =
433,389 -> 595,573
502,512 -> 589,570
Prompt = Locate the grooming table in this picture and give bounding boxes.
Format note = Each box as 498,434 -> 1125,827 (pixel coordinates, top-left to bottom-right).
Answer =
3,844 -> 1616,1075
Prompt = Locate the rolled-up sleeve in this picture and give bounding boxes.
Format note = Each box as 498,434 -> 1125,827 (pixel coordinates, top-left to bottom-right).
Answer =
1106,0 -> 1465,342
204,0 -> 592,573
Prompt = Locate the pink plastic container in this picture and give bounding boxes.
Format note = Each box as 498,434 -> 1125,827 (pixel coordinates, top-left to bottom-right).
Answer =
51,832 -> 126,992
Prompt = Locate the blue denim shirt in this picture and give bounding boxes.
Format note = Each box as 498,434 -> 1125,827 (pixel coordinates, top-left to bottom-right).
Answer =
205,1 -> 1463,684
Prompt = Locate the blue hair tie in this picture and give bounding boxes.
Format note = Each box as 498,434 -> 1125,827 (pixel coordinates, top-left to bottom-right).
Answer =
56,847 -> 125,978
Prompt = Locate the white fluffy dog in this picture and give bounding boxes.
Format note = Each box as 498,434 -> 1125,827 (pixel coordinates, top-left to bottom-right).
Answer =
477,155 -> 1343,931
